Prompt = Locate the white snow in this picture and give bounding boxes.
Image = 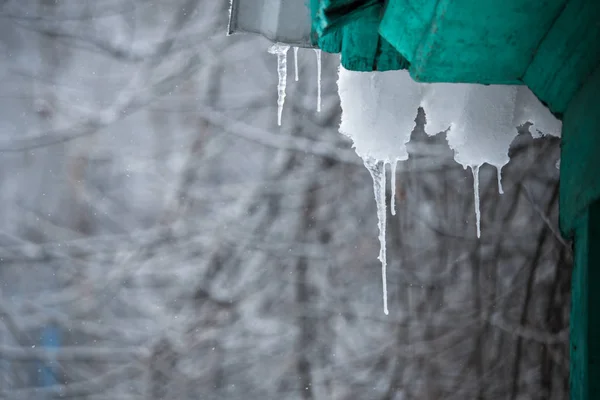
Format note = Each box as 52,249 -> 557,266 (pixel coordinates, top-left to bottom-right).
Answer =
336,66 -> 562,313
513,86 -> 562,138
268,43 -> 290,126
420,83 -> 468,136
338,67 -> 421,163
443,84 -> 519,170
314,49 -> 322,112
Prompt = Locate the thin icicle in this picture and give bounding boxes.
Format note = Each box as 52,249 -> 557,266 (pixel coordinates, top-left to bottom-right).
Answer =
268,43 -> 290,126
471,165 -> 481,238
390,160 -> 397,216
496,167 -> 504,194
293,47 -> 299,82
364,157 -> 389,315
314,48 -> 322,112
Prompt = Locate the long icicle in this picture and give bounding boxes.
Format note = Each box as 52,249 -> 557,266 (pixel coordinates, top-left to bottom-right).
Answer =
293,47 -> 299,82
390,160 -> 397,216
364,157 -> 389,315
496,167 -> 504,194
314,48 -> 322,112
268,43 -> 290,126
471,165 -> 481,238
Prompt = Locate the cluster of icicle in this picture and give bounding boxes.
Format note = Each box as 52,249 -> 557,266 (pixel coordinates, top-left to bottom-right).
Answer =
268,44 -> 321,125
267,45 -> 561,315
338,66 -> 561,315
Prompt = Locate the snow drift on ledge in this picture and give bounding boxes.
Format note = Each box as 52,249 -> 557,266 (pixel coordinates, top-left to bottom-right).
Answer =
337,66 -> 561,315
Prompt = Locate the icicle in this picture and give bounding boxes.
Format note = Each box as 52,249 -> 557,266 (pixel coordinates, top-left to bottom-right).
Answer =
293,47 -> 299,82
496,167 -> 504,194
364,157 -> 389,315
226,0 -> 234,35
471,165 -> 481,238
314,48 -> 322,112
268,43 -> 290,126
390,160 -> 397,216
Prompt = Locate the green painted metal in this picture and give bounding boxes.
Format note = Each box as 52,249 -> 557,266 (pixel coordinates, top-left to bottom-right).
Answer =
571,200 -> 600,399
378,0 -> 438,69
311,0 -> 600,114
558,46 -> 600,400
523,0 -> 600,115
312,0 -> 567,83
310,0 -> 408,70
381,0 -> 566,84
559,64 -> 600,237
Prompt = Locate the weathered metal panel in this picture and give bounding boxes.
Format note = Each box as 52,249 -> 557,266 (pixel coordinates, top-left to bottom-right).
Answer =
379,0 -> 567,84
559,63 -> 600,237
570,200 -> 600,400
524,0 -> 600,115
228,0 -> 316,48
310,0 -> 408,70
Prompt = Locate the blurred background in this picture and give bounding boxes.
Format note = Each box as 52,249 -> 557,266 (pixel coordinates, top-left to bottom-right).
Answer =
0,1 -> 570,399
